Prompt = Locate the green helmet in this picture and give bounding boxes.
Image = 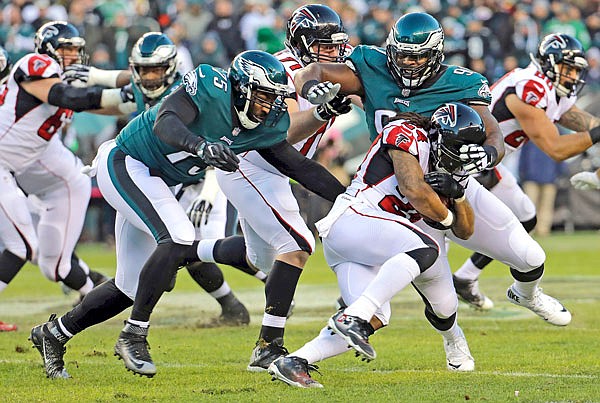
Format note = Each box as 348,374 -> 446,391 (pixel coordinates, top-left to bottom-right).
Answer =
228,50 -> 289,129
386,13 -> 444,89
129,32 -> 178,99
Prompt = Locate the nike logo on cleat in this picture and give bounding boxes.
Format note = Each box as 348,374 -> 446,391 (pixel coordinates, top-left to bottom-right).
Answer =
507,289 -> 520,303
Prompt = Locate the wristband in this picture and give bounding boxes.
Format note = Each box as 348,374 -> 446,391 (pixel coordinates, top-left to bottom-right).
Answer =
589,126 -> 600,144
313,105 -> 329,122
300,80 -> 320,99
88,67 -> 122,88
454,195 -> 466,203
439,210 -> 454,227
100,88 -> 123,108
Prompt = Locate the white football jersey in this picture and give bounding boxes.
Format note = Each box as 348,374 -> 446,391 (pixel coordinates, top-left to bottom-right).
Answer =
490,63 -> 577,155
0,53 -> 73,174
346,118 -> 431,223
239,48 -> 340,174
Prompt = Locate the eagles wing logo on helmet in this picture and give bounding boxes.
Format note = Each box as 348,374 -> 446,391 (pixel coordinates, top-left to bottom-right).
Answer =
183,70 -> 197,96
432,103 -> 457,127
289,9 -> 317,37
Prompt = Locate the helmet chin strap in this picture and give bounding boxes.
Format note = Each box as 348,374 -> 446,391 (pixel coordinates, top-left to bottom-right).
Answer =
236,99 -> 260,129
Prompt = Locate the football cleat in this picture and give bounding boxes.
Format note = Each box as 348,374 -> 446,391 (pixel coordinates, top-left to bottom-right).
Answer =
453,275 -> 494,310
247,337 -> 289,372
89,270 -> 110,287
30,314 -> 70,379
0,320 -> 17,332
218,300 -> 250,326
327,310 -> 376,361
506,284 -> 571,326
443,328 -> 475,372
268,356 -> 323,388
114,322 -> 156,377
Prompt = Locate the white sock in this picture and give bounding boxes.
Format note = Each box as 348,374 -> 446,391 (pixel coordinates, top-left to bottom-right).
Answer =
209,282 -> 231,299
262,312 -> 286,329
197,239 -> 218,262
57,317 -> 74,338
127,318 -> 149,328
255,271 -> 267,281
290,326 -> 351,364
513,278 -> 541,298
436,319 -> 462,342
78,278 -> 94,296
454,259 -> 483,281
344,253 -> 420,321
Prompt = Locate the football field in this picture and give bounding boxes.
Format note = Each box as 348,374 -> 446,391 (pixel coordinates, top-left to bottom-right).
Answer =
1,232 -> 599,402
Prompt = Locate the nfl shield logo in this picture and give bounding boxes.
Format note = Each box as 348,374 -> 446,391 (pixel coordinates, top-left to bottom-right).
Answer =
401,88 -> 410,97
232,127 -> 241,136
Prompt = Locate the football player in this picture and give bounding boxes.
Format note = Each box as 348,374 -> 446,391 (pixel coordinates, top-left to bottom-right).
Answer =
202,4 -> 354,372
30,50 -> 345,379
0,22 -> 129,306
295,12 -> 571,327
452,33 -> 600,309
269,103 -> 481,388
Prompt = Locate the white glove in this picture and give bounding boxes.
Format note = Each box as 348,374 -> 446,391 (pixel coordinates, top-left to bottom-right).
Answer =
186,169 -> 220,228
570,171 -> 600,190
62,64 -> 90,87
459,144 -> 497,175
304,81 -> 341,105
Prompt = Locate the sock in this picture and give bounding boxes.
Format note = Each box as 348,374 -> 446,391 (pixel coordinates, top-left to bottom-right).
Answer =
454,257 -> 485,281
344,253 -> 420,321
211,282 -> 232,300
259,260 -> 302,342
197,239 -> 219,262
290,326 -> 352,364
187,261 -> 224,293
511,266 -> 544,298
0,250 -> 27,287
434,317 -> 461,341
255,271 -> 267,282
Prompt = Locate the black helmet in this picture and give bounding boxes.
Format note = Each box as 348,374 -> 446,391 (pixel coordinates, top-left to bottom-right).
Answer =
229,50 -> 290,129
285,4 -> 348,65
34,21 -> 88,68
129,32 -> 178,99
534,33 -> 588,97
0,46 -> 11,85
430,103 -> 486,174
386,12 -> 444,89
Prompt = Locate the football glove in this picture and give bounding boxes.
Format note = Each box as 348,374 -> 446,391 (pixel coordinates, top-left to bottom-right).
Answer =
570,171 -> 600,190
187,169 -> 220,228
196,141 -> 239,172
424,172 -> 464,199
62,64 -> 90,87
314,94 -> 352,121
119,83 -> 135,103
303,81 -> 341,105
459,144 -> 498,175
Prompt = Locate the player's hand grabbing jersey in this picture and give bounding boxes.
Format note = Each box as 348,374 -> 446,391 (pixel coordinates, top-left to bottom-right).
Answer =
490,63 -> 578,154
116,64 -> 289,186
346,45 -> 491,141
0,53 -> 73,173
346,118 -> 431,223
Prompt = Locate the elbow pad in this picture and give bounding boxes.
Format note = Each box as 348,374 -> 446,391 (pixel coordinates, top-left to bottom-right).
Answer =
47,83 -> 103,112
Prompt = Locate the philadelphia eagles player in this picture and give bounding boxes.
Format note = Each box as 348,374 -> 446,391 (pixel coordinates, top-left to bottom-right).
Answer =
295,12 -> 570,333
30,50 -> 345,379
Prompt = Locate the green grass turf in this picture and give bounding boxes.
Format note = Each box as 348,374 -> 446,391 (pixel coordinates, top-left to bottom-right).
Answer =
1,232 -> 599,402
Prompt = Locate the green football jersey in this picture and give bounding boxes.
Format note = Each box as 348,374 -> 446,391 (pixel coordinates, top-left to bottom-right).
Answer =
347,45 -> 492,141
116,64 -> 289,186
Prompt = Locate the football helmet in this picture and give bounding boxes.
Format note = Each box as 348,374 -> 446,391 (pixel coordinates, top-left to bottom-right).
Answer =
229,50 -> 289,129
386,12 -> 444,89
430,103 -> 486,174
285,4 -> 348,65
129,32 -> 178,99
533,33 -> 588,97
34,21 -> 88,68
0,46 -> 11,85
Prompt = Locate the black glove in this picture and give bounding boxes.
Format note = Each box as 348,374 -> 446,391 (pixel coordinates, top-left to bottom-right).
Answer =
424,172 -> 464,199
314,94 -> 352,121
195,141 -> 239,172
62,64 -> 90,87
120,84 -> 134,103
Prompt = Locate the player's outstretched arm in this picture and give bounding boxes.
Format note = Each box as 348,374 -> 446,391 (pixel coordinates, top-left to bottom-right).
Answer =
508,98 -> 599,161
570,168 -> 600,190
257,140 -> 345,202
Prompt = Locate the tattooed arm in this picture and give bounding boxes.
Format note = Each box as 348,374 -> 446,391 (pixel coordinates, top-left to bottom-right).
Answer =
506,94 -> 598,161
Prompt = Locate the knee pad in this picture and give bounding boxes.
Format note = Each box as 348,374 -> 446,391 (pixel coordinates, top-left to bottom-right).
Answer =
508,226 -> 546,271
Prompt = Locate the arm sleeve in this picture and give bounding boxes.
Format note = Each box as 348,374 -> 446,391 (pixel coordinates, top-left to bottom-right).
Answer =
258,140 -> 345,202
47,83 -> 103,112
153,85 -> 204,154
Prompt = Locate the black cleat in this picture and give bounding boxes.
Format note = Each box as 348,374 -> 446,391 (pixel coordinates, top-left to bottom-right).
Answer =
89,270 -> 109,287
30,314 -> 70,379
247,337 -> 288,372
114,322 -> 156,377
268,356 -> 323,388
219,300 -> 250,326
452,275 -> 494,310
328,310 -> 376,361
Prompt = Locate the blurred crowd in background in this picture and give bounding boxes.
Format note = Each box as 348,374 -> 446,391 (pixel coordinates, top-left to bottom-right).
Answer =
2,0 -> 600,238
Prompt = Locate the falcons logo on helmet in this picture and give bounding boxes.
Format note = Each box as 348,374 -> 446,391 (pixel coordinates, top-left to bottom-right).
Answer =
542,35 -> 568,52
288,9 -> 317,37
431,103 -> 457,127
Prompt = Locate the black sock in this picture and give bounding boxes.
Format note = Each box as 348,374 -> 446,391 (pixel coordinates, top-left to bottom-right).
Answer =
510,264 -> 544,282
470,252 -> 493,270
187,261 -> 224,293
213,236 -> 258,275
259,260 -> 302,342
61,279 -> 132,335
130,242 -> 190,322
0,250 -> 26,284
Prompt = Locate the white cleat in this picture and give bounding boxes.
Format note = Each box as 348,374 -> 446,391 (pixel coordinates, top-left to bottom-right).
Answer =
443,328 -> 475,372
506,284 -> 571,326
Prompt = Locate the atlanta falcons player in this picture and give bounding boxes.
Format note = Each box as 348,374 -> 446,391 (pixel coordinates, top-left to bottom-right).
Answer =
452,33 -> 600,309
203,4 -> 354,372
0,21 -> 130,303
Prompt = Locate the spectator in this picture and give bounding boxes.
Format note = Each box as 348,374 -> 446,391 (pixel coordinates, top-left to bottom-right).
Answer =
239,0 -> 277,50
206,0 -> 244,61
543,3 -> 591,49
195,31 -> 229,68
